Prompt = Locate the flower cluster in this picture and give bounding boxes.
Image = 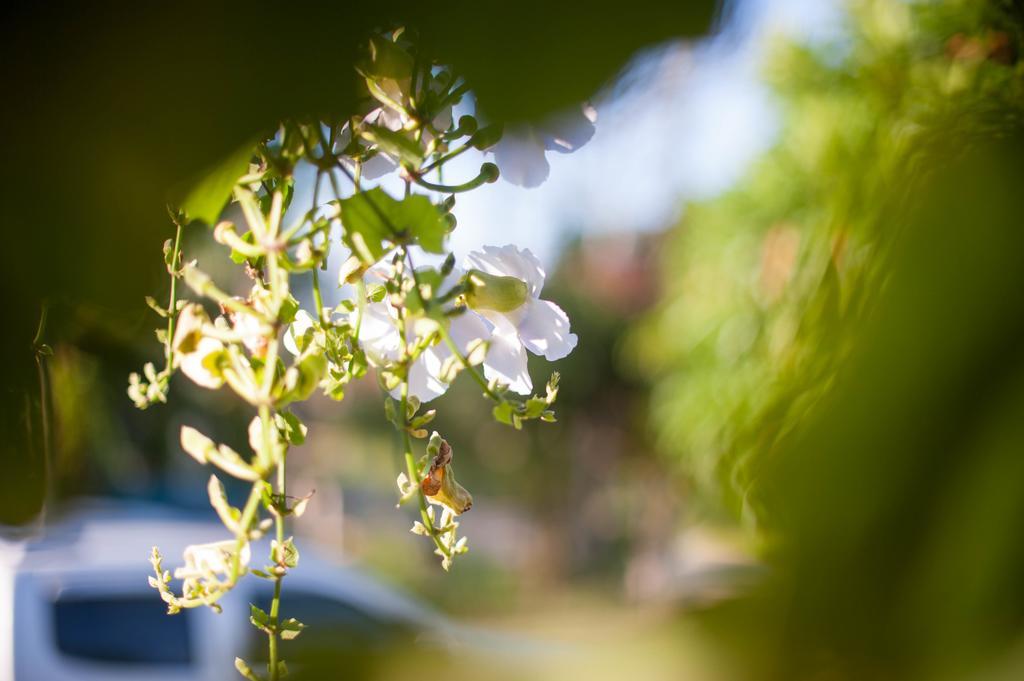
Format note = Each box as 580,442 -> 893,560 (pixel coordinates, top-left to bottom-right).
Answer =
339,244 -> 576,403
130,27 -> 587,681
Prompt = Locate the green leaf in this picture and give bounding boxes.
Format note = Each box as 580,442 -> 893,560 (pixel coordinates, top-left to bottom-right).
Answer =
273,537 -> 299,569
249,604 -> 268,624
360,125 -> 423,167
178,141 -> 254,226
340,188 -> 447,265
403,197 -> 447,254
275,411 -> 307,446
279,618 -> 306,640
492,402 -> 514,426
278,295 -> 300,326
524,397 -> 548,419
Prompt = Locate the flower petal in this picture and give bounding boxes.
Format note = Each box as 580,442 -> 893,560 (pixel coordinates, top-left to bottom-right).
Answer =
232,311 -> 265,356
482,332 -> 532,395
355,301 -> 402,365
542,104 -> 597,154
493,132 -> 550,188
403,356 -> 449,403
284,310 -> 315,356
517,299 -> 578,361
335,116 -> 399,180
448,309 -> 492,351
404,311 -> 492,404
180,336 -> 225,390
360,152 -> 399,180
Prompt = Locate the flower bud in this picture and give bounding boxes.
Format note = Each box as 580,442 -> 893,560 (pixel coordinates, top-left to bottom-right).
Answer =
470,123 -> 503,150
456,115 -> 478,136
480,162 -> 500,183
464,269 -> 528,313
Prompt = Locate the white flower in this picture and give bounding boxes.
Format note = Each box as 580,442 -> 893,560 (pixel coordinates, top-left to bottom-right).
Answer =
464,245 -> 578,394
283,309 -> 317,356
352,262 -> 490,403
491,104 -> 597,188
335,111 -> 400,181
335,85 -> 454,181
172,304 -> 225,390
174,540 -> 250,584
230,308 -> 266,357
354,296 -> 489,403
179,336 -> 226,390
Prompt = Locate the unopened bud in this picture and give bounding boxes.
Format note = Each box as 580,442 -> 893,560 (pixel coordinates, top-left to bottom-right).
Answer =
464,269 -> 528,313
479,162 -> 500,183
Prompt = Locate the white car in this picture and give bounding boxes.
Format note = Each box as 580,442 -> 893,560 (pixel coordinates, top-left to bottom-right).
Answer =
0,501 -> 462,681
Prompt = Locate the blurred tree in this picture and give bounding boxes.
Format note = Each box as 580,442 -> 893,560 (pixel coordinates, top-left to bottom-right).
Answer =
631,0 -> 1024,523
633,1 -> 1024,679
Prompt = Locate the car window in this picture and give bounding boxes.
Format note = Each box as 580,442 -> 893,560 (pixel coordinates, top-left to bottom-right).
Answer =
247,587 -> 410,660
53,593 -> 192,665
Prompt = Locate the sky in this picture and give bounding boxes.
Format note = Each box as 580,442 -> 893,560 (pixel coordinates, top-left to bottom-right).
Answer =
441,0 -> 846,268
295,0 -> 846,309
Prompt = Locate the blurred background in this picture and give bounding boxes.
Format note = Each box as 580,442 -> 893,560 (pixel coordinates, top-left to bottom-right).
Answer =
5,0 -> 1024,679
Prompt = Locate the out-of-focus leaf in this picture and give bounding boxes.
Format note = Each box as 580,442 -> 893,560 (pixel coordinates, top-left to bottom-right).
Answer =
177,141 -> 254,226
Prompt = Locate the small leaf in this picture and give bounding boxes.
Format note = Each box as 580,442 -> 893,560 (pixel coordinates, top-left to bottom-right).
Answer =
145,296 -> 168,318
249,604 -> 271,634
492,402 -> 514,426
180,426 -> 215,464
279,618 -> 306,641
235,657 -> 261,681
291,492 -> 313,518
207,475 -> 240,532
276,411 -> 307,446
273,537 -> 299,569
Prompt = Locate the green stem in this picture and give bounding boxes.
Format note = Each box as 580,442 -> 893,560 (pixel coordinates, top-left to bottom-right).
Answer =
312,268 -> 326,325
436,81 -> 471,112
261,186 -> 287,681
411,169 -> 494,194
230,482 -> 264,578
419,142 -> 470,174
399,380 -> 450,559
267,447 -> 286,681
436,321 -> 502,403
166,218 -> 184,369
391,282 -> 450,559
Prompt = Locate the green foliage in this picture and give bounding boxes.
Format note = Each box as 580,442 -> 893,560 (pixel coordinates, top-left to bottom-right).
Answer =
630,0 -> 1024,522
631,2 -> 1024,679
339,188 -> 447,264
179,141 -> 255,226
